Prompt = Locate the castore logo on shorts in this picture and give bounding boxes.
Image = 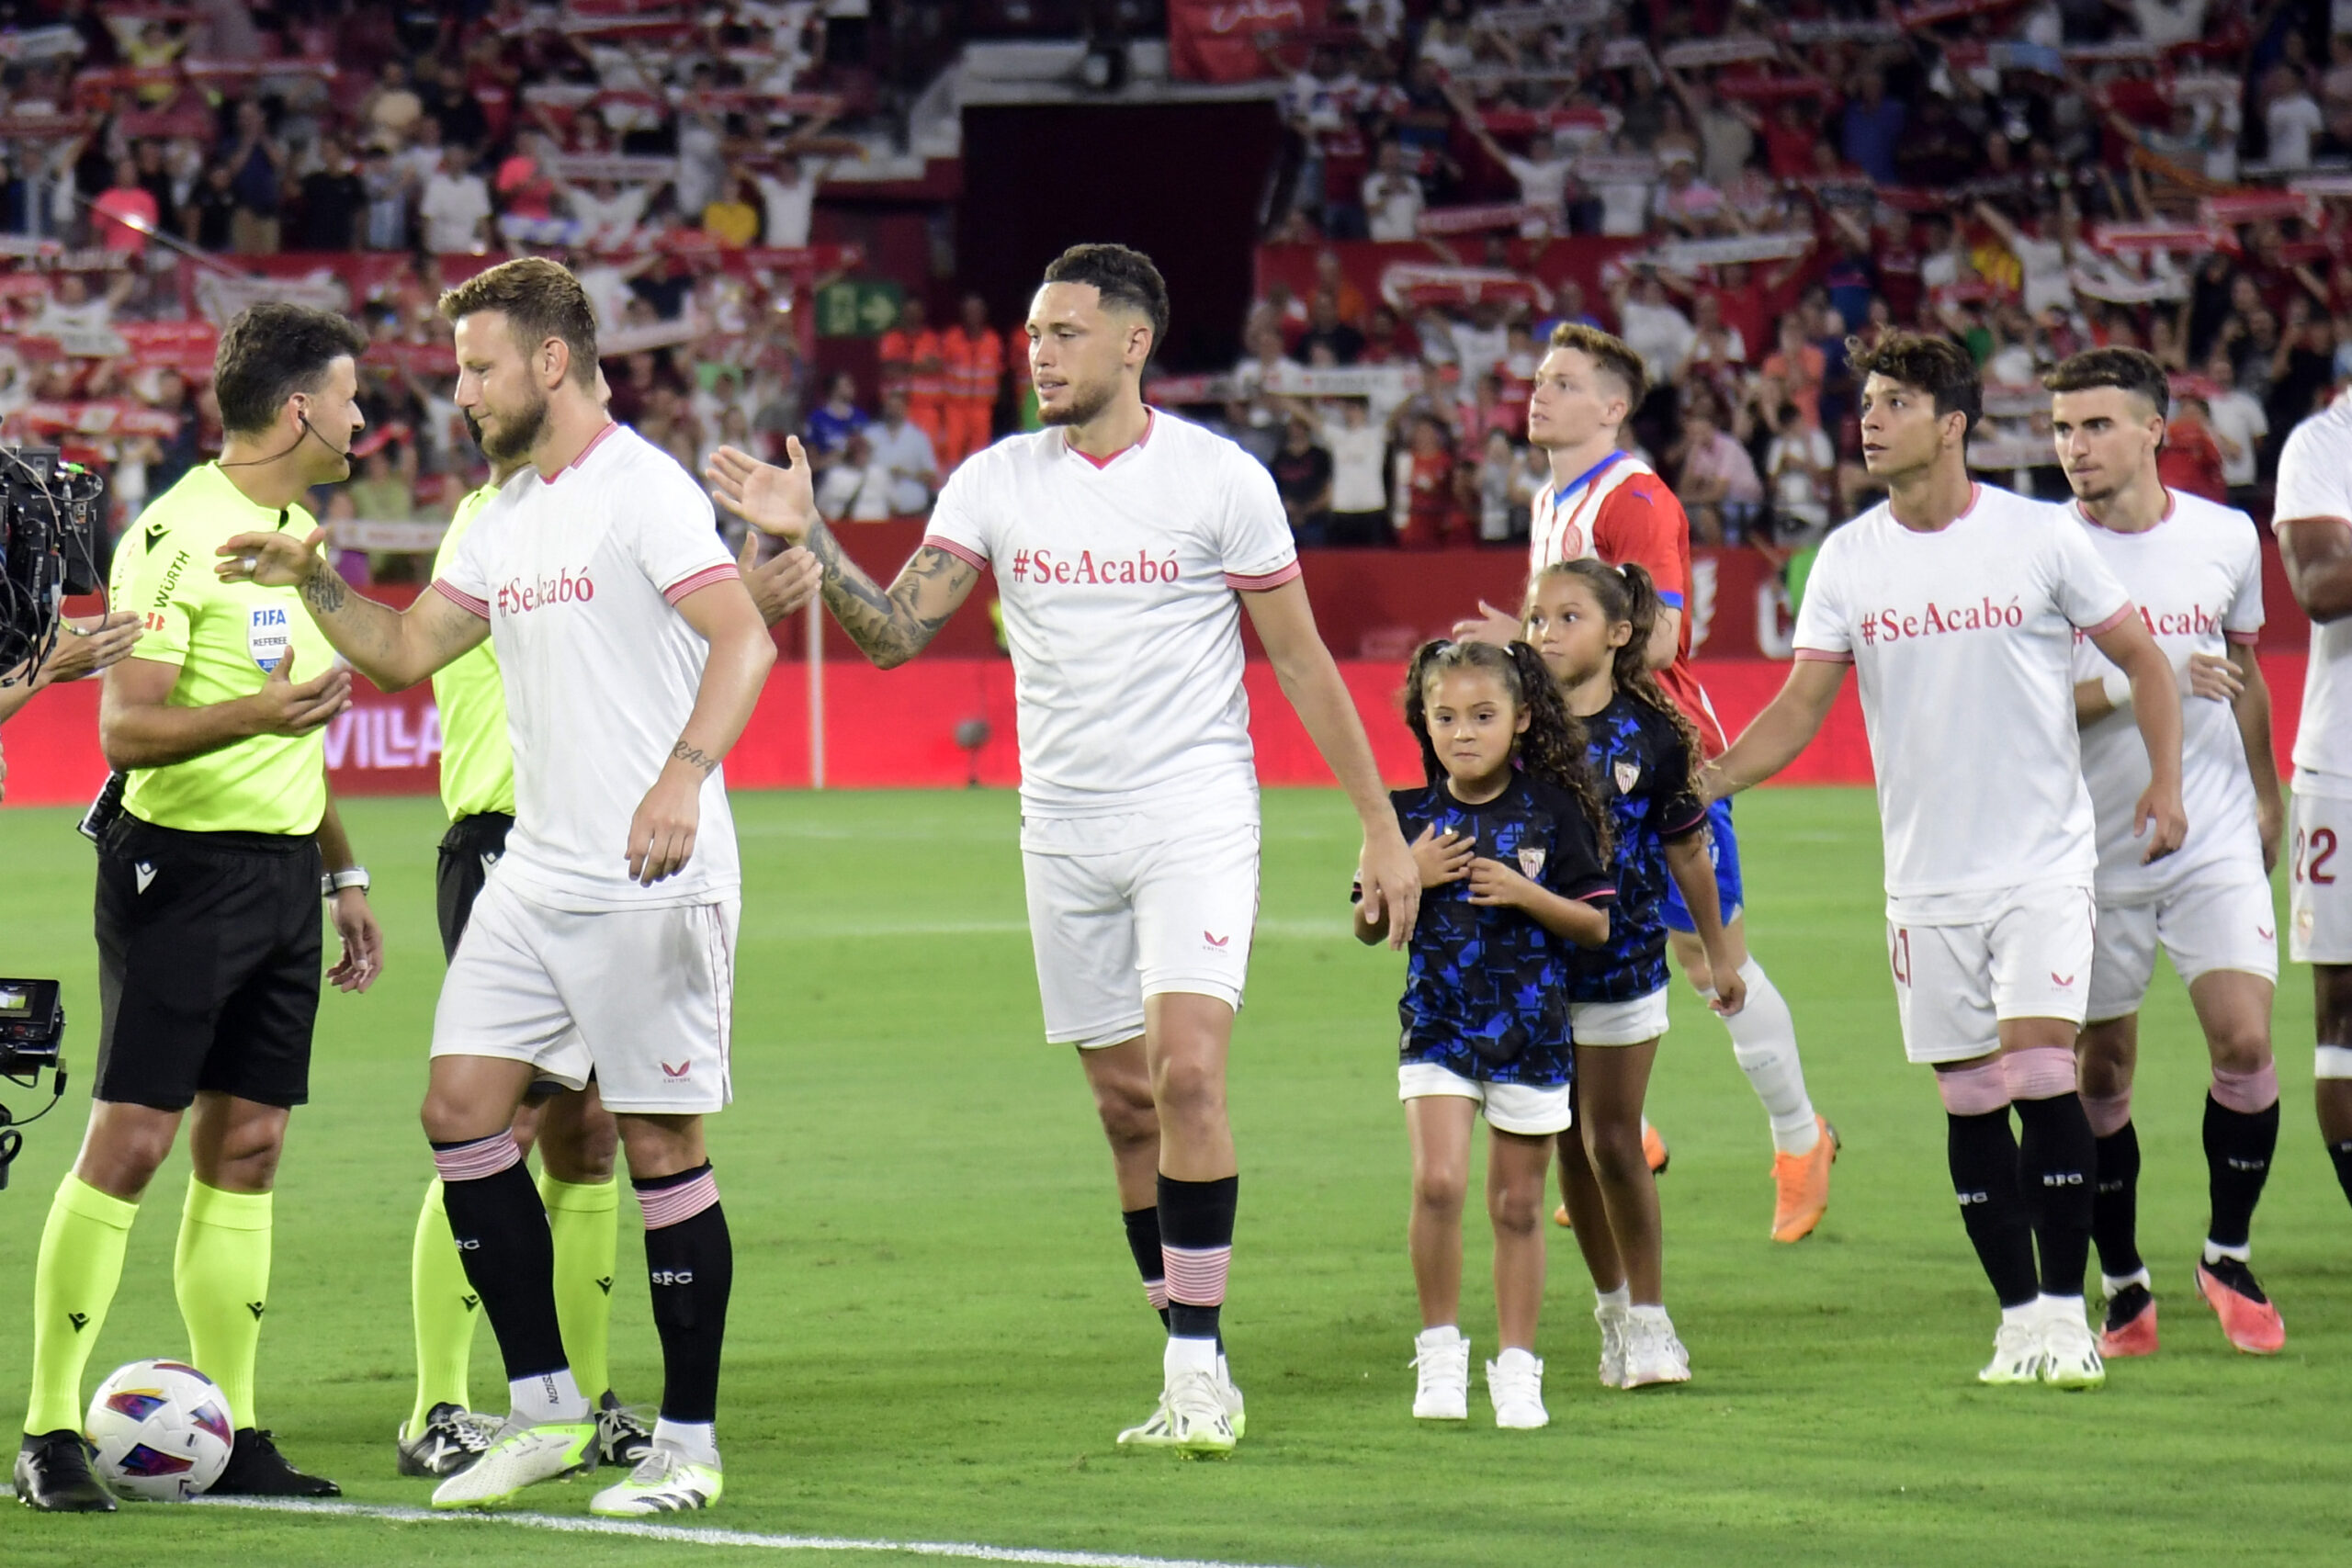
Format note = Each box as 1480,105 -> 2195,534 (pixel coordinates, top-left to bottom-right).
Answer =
1008,548 -> 1181,587
496,569 -> 596,616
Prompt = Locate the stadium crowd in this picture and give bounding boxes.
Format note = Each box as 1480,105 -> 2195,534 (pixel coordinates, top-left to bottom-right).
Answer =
5,1 -> 2352,560
1227,0 -> 2352,550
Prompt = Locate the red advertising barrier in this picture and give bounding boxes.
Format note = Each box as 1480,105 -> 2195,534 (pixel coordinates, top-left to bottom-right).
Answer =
0,654 -> 2313,807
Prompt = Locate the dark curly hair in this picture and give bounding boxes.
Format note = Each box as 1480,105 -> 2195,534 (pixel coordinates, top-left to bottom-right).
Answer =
1846,329 -> 1982,437
1403,637 -> 1611,862
1042,243 -> 1170,363
1530,558 -> 1704,802
213,301 -> 369,437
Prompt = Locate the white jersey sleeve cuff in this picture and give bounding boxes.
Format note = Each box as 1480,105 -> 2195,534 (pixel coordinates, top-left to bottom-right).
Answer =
923,535 -> 989,571
1225,560 -> 1303,592
431,579 -> 491,619
662,562 -> 741,605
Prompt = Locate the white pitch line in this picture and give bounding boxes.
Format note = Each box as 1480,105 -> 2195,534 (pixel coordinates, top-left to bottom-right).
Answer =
192,1496 -> 1317,1568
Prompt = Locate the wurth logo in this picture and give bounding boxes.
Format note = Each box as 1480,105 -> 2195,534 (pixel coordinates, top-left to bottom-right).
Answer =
1009,547 -> 1181,587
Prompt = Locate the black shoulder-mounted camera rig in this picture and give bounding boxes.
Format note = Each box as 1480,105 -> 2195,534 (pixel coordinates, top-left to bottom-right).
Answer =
2,444 -> 106,690
0,978 -> 68,1191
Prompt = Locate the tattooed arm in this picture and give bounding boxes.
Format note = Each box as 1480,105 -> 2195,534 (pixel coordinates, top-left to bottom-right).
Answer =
805,524 -> 980,669
706,440 -> 980,669
215,525 -> 487,691
626,575 -> 775,886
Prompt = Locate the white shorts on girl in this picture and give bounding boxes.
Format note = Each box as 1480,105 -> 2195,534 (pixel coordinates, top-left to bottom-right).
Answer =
1887,880 -> 2097,1065
430,877 -> 738,1114
1397,1061 -> 1572,1136
2290,789 -> 2352,964
1021,807 -> 1261,1050
2089,863 -> 2278,1021
1568,987 -> 1672,1047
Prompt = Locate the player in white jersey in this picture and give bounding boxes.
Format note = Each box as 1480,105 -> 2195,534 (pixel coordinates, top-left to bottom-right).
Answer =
2271,389 -> 2352,1224
1702,333 -> 2186,1388
706,244 -> 1419,1457
220,258 -> 776,1515
2043,349 -> 2288,1359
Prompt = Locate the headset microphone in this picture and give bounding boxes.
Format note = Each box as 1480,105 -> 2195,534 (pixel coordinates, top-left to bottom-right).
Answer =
299,413 -> 353,460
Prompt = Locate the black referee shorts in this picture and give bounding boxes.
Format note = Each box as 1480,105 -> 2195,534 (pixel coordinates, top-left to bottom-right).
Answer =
435,811 -> 514,961
93,817 -> 324,1111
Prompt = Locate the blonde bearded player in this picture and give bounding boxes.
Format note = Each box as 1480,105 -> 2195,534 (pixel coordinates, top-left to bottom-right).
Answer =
398,375 -> 822,1479
2271,385 -> 2352,1228
707,243 -> 1420,1457
1457,323 -> 1836,1244
2044,348 -> 2289,1359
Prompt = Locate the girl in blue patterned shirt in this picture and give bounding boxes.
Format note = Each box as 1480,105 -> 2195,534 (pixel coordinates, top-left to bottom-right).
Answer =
1355,638 -> 1615,1431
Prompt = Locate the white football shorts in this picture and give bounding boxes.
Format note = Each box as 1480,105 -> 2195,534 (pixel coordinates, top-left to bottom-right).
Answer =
1397,1061 -> 1572,1137
1568,987 -> 1672,1047
2290,791 -> 2352,965
1021,807 -> 1260,1050
431,876 -> 738,1114
1887,881 -> 2097,1065
2089,863 -> 2278,1021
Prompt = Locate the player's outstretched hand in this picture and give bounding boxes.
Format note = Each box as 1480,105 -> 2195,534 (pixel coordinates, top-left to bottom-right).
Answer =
36,612 -> 142,685
217,525 -> 328,587
325,888 -> 383,993
740,533 -> 824,626
2185,650 -> 2243,703
1449,600 -> 1523,648
2133,784 -> 2188,864
249,648 -> 352,738
707,440 -> 819,545
1360,824 -> 1423,949
1409,823 -> 1475,887
628,764 -> 703,886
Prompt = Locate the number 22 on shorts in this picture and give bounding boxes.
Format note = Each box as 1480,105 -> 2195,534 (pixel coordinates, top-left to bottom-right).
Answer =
2293,826 -> 2339,887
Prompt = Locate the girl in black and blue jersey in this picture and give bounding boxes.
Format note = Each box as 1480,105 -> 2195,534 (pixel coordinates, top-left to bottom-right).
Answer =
1527,558 -> 1746,1392
1353,638 -> 1614,1430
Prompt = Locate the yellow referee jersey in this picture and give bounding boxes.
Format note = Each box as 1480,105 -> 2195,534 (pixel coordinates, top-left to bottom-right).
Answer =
107,463 -> 336,837
429,482 -> 515,821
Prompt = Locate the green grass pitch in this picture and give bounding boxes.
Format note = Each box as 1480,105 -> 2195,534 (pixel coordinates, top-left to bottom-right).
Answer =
2,787 -> 2347,1567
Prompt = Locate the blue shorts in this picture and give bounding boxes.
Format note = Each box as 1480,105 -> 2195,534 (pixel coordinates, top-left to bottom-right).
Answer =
1661,797 -> 1745,933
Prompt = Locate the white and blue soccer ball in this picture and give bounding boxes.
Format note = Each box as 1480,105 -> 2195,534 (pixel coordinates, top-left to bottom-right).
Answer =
85,1359 -> 234,1501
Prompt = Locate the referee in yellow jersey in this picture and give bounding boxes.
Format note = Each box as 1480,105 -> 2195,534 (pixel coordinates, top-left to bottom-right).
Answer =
16,303 -> 382,1511
396,388 -> 822,1480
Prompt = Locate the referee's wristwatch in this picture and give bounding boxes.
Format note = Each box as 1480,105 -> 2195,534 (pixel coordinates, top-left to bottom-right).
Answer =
322,867 -> 371,898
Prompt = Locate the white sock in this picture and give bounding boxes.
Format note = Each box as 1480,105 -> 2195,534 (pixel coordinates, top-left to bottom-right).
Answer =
651,1417 -> 718,1467
1165,1335 -> 1217,1382
1492,1346 -> 1539,1373
1216,1351 -> 1231,1387
2037,1292 -> 2086,1325
1628,1303 -> 1670,1325
1723,959 -> 1818,1153
2202,1239 -> 2252,1265
508,1368 -> 590,1425
1594,1284 -> 1630,1314
2101,1268 -> 2153,1299
1999,1301 -> 2040,1329
1415,1324 -> 1463,1348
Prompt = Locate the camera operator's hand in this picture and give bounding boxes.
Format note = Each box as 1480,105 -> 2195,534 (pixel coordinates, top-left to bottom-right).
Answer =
37,613 -> 141,686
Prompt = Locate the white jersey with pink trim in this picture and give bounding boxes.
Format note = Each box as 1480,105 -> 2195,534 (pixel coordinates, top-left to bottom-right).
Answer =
1792,482 -> 2132,916
923,410 -> 1301,818
2273,395 -> 2352,798
2067,491 -> 2265,901
433,422 -> 743,909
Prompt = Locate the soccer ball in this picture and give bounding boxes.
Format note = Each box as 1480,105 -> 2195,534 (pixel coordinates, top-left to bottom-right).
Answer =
85,1359 -> 234,1501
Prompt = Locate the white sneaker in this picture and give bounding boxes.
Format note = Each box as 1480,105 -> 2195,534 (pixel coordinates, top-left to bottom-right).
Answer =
1410,1327 -> 1470,1420
1979,1315 -> 2046,1385
1216,1359 -> 1246,1439
1114,1390 -> 1177,1450
1621,1310 -> 1690,1388
2039,1303 -> 2106,1390
1162,1368 -> 1237,1457
589,1446 -> 722,1517
428,1415 -> 596,1510
1486,1348 -> 1548,1429
1594,1300 -> 1630,1389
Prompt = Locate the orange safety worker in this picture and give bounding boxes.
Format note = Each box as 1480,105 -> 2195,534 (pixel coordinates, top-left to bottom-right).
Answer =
940,294 -> 1002,467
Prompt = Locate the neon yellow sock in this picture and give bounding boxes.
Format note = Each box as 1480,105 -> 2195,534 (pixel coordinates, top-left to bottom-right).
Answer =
173,1179 -> 272,1430
407,1179 -> 481,1439
25,1175 -> 138,1436
540,1172 -> 619,1401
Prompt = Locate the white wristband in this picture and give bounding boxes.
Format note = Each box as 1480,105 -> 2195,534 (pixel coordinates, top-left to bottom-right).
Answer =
2101,668 -> 2133,711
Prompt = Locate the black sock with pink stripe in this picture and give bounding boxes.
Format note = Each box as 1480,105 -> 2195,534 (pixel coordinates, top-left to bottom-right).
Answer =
1159,1175 -> 1237,1345
1121,1207 -> 1172,1329
635,1164 -> 731,1427
433,1134 -> 570,1382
